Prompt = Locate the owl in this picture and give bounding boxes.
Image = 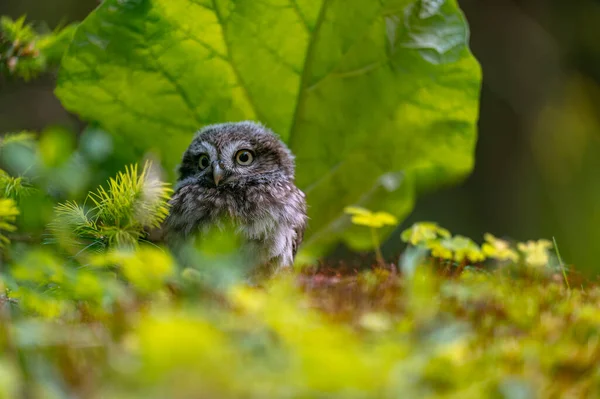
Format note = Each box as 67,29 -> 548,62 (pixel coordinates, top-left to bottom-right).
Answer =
165,121 -> 307,272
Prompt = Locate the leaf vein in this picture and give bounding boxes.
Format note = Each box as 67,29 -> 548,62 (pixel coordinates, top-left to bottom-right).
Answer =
211,0 -> 263,122
177,30 -> 229,62
66,58 -> 193,130
287,0 -> 331,148
146,45 -> 206,127
288,0 -> 311,32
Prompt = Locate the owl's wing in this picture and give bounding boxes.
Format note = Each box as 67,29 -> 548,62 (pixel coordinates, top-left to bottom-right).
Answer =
292,222 -> 305,259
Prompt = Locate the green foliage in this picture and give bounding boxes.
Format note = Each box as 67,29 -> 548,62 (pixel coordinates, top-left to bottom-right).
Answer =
92,246 -> 175,294
401,222 -> 563,273
401,221 -> 451,245
0,170 -> 34,201
0,16 -> 39,79
430,235 -> 485,263
0,242 -> 597,398
4,246 -> 174,320
0,133 -> 33,247
0,132 -> 35,201
0,136 -> 590,399
55,0 -> 482,258
0,16 -> 76,80
345,206 -> 398,266
0,131 -> 36,148
517,239 -> 553,268
0,198 -> 18,247
482,233 -> 519,262
50,161 -> 172,250
7,3 -> 593,398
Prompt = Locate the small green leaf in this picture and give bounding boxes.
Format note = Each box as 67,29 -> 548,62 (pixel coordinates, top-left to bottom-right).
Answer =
442,235 -> 485,263
401,222 -> 451,246
426,234 -> 484,263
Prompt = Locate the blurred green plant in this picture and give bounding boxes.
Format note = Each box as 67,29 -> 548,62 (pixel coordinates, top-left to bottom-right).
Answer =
55,0 -> 482,260
0,133 -> 35,249
0,131 -> 35,148
0,170 -> 33,201
0,16 -> 76,80
0,132 -> 35,201
4,246 -> 174,320
430,235 -> 485,264
49,161 -> 172,251
517,239 -> 553,268
0,239 -> 595,398
6,4 -> 597,397
344,206 -> 397,266
401,221 -> 451,245
481,233 -> 519,262
0,198 -> 18,247
90,246 -> 175,295
401,222 -> 561,274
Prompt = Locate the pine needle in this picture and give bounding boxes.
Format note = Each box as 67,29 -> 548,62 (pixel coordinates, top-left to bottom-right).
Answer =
50,161 -> 172,251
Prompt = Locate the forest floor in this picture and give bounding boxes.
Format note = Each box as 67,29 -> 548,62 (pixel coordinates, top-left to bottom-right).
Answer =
1,253 -> 599,398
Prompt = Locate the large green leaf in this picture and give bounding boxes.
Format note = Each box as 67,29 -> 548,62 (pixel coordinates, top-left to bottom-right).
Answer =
56,0 -> 481,258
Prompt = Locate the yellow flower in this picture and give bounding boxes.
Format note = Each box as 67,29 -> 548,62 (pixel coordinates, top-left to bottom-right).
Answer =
344,206 -> 397,266
518,239 -> 553,268
344,206 -> 398,228
482,233 -> 518,262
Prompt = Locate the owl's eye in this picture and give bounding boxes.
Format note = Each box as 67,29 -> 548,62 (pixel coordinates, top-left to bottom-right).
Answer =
198,154 -> 210,170
235,150 -> 254,166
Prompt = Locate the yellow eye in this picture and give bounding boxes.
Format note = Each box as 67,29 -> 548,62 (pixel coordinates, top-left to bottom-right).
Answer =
198,154 -> 210,170
235,150 -> 254,166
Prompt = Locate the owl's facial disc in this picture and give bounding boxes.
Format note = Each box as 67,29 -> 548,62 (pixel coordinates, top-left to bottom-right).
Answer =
177,122 -> 295,191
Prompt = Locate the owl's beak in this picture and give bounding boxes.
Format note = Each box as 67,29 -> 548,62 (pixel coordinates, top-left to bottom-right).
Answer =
213,163 -> 224,186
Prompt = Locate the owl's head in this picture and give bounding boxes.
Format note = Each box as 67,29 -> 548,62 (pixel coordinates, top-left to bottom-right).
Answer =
175,121 -> 295,189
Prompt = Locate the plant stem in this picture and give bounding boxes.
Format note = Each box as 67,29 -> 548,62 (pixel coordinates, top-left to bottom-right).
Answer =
370,227 -> 385,267
553,236 -> 570,291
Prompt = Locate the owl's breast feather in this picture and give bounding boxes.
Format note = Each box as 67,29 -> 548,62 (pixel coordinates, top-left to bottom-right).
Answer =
168,181 -> 303,245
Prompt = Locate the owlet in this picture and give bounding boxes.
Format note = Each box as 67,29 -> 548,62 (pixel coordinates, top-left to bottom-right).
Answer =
165,121 -> 307,271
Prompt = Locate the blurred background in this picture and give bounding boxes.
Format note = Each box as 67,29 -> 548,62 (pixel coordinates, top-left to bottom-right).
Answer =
1,0 -> 599,272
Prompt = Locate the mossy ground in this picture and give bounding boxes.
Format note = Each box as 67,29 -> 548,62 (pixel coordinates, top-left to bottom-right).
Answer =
1,252 -> 598,399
